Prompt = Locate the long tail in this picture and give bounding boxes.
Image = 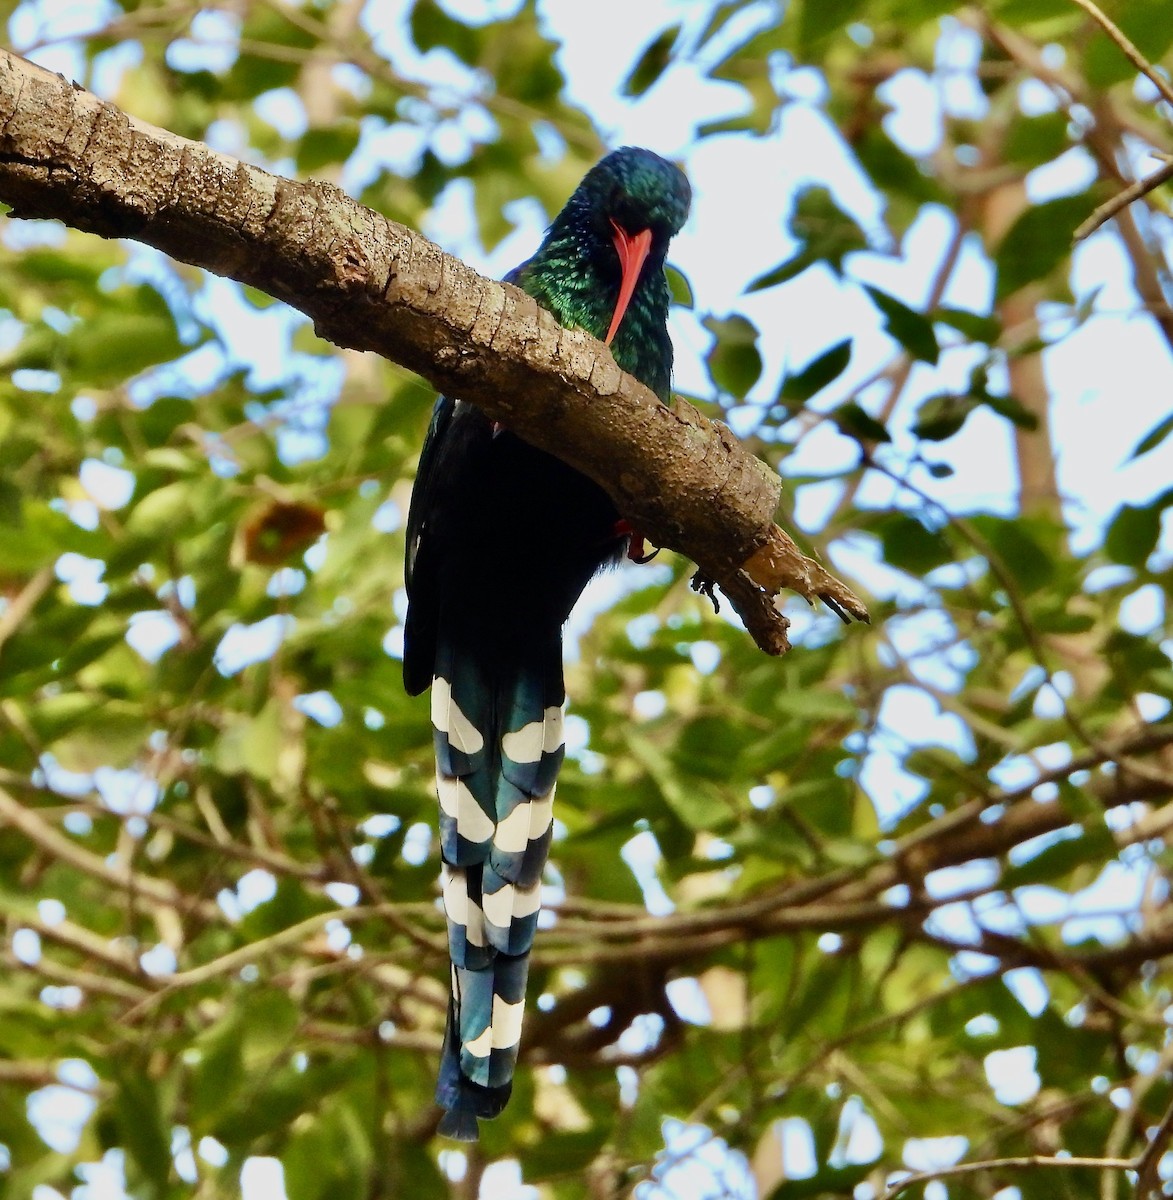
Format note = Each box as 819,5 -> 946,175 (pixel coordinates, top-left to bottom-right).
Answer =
430,632 -> 564,1141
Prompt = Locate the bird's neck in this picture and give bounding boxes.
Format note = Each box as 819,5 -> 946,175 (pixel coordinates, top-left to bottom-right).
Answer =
519,222 -> 674,402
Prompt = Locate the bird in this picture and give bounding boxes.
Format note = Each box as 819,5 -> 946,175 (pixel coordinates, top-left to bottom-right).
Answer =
402,146 -> 691,1141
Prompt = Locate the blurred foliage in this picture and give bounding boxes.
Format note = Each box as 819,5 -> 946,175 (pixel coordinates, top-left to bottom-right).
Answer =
0,1 -> 1172,1198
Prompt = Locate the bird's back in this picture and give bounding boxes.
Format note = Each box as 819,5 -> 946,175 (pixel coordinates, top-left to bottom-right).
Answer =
404,401 -> 622,692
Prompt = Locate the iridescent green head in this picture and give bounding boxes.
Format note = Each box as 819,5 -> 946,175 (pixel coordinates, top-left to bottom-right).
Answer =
569,146 -> 692,248
518,147 -> 691,401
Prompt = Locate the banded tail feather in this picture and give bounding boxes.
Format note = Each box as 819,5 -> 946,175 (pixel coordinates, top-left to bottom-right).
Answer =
402,148 -> 690,1138
430,635 -> 563,1139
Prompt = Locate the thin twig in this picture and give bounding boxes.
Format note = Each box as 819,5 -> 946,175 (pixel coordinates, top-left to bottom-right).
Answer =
863,457 -> 1173,793
827,216 -> 968,528
1135,1097 -> 1173,1197
881,1153 -> 1137,1199
0,785 -> 218,920
0,1060 -> 106,1093
1102,1040 -> 1173,1200
1068,0 -> 1173,109
1075,156 -> 1173,241
977,15 -> 1173,349
0,907 -> 143,979
0,566 -> 54,658
121,900 -> 439,1020
1,949 -> 150,1004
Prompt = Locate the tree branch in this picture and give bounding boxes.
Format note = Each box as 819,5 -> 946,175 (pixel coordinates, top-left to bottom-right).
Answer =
1075,155 -> 1173,241
1068,0 -> 1173,109
881,1153 -> 1137,1199
976,16 -> 1173,351
0,49 -> 868,654
1134,1097 -> 1173,1197
0,784 -> 219,920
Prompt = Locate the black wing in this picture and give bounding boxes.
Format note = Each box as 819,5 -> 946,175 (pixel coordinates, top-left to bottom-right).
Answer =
402,394 -> 455,696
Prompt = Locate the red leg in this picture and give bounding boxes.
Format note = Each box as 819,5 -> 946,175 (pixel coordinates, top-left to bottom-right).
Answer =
608,519 -> 659,564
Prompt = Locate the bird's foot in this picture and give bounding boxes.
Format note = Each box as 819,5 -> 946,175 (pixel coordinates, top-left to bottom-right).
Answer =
611,519 -> 660,564
690,571 -> 721,614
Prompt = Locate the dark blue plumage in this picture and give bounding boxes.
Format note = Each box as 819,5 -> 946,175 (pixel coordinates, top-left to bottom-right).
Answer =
403,147 -> 690,1140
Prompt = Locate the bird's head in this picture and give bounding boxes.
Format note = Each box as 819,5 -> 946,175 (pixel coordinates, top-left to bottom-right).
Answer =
584,146 -> 691,243
550,146 -> 691,347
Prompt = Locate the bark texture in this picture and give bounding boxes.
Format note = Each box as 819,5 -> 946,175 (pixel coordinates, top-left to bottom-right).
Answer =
0,50 -> 868,651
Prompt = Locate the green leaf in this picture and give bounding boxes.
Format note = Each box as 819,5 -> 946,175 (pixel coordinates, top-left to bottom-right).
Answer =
994,192 -> 1099,300
523,1128 -> 611,1180
912,393 -> 977,441
748,186 -> 869,292
972,515 -> 1056,593
113,1062 -> 173,1192
628,734 -> 730,829
1130,411 -> 1173,460
1004,111 -> 1072,168
190,1009 -> 246,1126
771,689 -> 857,721
18,247 -> 109,286
993,0 -> 1074,18
832,401 -> 891,443
283,1098 -> 373,1200
227,5 -> 317,98
789,186 -> 869,276
1084,0 -> 1173,88
239,988 -> 300,1072
242,284 -> 279,309
983,392 -> 1039,430
0,477 -> 21,526
782,955 -> 854,1037
220,699 -> 285,780
1104,500 -> 1163,568
864,285 -> 940,364
798,0 -> 867,55
241,877 -> 333,941
696,1 -> 751,52
778,339 -> 852,405
704,314 -> 763,398
697,56 -> 779,136
409,0 -> 481,64
137,396 -> 198,447
877,512 -> 952,574
0,500 -> 90,571
746,251 -> 815,292
852,125 -> 945,220
1034,605 -> 1096,634
665,263 -> 694,309
296,122 -> 362,174
622,25 -> 680,96
127,482 -> 194,538
1105,627 -> 1173,684
67,310 -> 188,385
934,306 -> 1002,345
674,714 -> 752,780
50,703 -> 146,771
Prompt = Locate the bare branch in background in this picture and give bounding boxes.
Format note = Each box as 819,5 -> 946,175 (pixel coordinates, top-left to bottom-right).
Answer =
1075,155 -> 1173,241
880,1153 -> 1138,1200
1068,0 -> 1173,109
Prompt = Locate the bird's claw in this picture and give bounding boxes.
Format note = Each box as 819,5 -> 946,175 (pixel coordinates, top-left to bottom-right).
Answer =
690,571 -> 720,614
